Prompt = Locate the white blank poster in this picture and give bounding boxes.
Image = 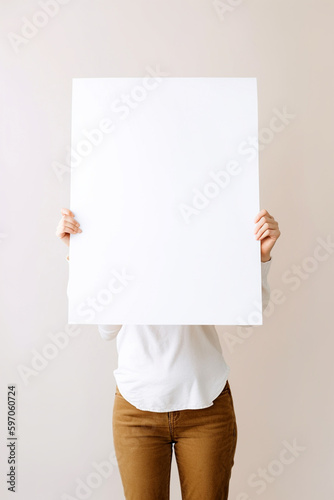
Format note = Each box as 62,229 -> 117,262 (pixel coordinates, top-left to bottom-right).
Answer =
68,77 -> 262,325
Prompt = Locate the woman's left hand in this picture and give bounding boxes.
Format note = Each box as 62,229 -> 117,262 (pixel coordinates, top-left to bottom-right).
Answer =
254,209 -> 281,262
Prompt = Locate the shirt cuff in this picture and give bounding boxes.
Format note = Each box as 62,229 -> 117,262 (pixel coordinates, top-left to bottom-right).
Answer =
261,256 -> 272,279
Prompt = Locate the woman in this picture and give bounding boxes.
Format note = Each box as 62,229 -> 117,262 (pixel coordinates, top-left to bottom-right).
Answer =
56,207 -> 280,500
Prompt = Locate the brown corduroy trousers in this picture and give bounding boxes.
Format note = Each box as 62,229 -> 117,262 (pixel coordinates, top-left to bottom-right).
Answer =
112,380 -> 238,499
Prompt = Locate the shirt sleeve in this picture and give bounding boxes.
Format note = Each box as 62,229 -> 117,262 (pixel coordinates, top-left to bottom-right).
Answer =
97,324 -> 123,340
261,257 -> 272,312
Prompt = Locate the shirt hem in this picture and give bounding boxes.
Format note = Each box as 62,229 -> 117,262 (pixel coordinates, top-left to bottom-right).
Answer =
116,366 -> 231,412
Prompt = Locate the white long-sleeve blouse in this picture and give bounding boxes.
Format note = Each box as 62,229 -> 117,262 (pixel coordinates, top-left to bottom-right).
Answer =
95,258 -> 272,412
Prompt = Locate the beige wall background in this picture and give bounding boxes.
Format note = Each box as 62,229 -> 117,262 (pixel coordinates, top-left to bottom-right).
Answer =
1,0 -> 333,498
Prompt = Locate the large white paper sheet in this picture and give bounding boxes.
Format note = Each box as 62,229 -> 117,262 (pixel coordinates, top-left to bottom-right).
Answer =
68,77 -> 262,325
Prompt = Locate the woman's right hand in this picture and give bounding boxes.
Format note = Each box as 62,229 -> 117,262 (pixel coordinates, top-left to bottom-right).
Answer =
56,208 -> 82,247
